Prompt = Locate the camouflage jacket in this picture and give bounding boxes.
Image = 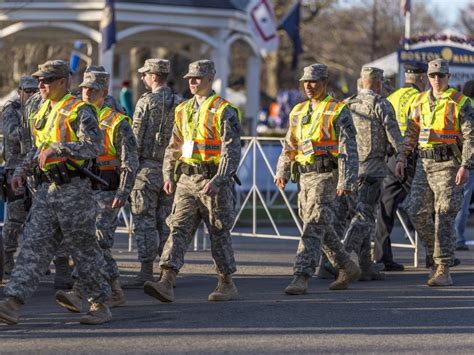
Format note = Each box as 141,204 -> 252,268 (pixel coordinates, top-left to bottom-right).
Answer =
1,99 -> 26,169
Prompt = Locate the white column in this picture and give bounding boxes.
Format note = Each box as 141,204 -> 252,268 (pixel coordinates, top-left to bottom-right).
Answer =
100,46 -> 115,91
246,54 -> 261,136
211,30 -> 229,99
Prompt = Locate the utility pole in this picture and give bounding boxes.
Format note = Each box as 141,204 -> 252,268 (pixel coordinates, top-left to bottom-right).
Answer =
370,0 -> 378,61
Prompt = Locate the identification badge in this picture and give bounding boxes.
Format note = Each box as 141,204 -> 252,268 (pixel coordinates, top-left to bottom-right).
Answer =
419,127 -> 431,143
301,139 -> 314,156
182,139 -> 195,158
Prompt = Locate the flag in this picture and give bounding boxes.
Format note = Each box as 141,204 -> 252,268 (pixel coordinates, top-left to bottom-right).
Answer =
278,1 -> 303,70
400,0 -> 411,16
247,0 -> 279,57
100,0 -> 116,51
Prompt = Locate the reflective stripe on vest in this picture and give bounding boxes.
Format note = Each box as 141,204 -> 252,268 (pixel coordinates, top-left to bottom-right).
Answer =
411,88 -> 469,148
388,87 -> 419,136
175,94 -> 241,164
33,93 -> 88,171
97,106 -> 131,171
289,95 -> 344,166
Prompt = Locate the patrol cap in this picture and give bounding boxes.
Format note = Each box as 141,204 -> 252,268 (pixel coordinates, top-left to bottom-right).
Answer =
428,58 -> 449,75
404,61 -> 428,74
138,58 -> 170,74
299,63 -> 328,81
183,60 -> 216,78
19,75 -> 38,90
360,66 -> 384,80
32,60 -> 70,79
79,70 -> 110,90
85,65 -> 106,73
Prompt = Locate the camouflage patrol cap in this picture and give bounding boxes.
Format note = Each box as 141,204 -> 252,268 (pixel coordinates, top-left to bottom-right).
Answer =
299,64 -> 328,81
360,66 -> 384,80
85,65 -> 107,73
138,58 -> 170,74
19,75 -> 38,90
183,60 -> 216,78
32,60 -> 70,79
428,58 -> 449,75
79,70 -> 110,90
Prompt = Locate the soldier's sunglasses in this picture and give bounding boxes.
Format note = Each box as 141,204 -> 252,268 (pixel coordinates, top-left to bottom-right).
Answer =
22,88 -> 39,94
428,73 -> 447,79
38,77 -> 62,85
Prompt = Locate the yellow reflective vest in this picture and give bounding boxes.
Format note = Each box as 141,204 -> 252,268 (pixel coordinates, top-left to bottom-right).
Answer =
388,86 -> 419,136
97,106 -> 131,171
411,88 -> 469,148
289,95 -> 345,165
33,93 -> 88,171
175,94 -> 241,165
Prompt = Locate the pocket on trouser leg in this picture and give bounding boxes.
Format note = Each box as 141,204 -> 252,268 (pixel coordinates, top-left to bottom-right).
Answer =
130,189 -> 147,215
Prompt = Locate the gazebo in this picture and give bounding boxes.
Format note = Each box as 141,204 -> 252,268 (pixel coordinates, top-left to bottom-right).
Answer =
0,0 -> 262,133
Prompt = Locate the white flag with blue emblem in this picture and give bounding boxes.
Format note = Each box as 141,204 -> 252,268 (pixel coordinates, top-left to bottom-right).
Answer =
247,0 -> 279,57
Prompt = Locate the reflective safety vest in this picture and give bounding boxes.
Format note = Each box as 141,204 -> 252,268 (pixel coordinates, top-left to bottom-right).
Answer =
97,106 -> 131,171
388,86 -> 419,136
411,88 -> 469,148
175,94 -> 241,165
33,93 -> 89,171
289,95 -> 345,165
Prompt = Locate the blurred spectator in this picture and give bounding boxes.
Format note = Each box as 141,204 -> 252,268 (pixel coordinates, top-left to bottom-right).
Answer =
119,80 -> 133,116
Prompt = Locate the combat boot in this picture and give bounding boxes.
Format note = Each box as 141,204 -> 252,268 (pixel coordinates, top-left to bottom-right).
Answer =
106,278 -> 126,308
208,274 -> 238,301
329,259 -> 361,290
122,261 -> 154,289
79,302 -> 112,325
428,264 -> 437,279
4,252 -> 15,276
284,275 -> 309,295
317,255 -> 336,279
427,264 -> 453,287
55,284 -> 83,313
53,257 -> 74,289
359,266 -> 386,281
144,268 -> 177,303
0,297 -> 22,325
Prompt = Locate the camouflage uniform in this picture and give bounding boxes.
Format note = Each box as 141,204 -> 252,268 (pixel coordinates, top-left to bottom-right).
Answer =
131,59 -> 180,263
401,60 -> 473,267
276,65 -> 359,278
341,67 -> 403,272
3,60 -> 110,306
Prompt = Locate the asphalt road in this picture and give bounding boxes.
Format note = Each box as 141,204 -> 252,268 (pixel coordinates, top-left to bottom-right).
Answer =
0,227 -> 473,354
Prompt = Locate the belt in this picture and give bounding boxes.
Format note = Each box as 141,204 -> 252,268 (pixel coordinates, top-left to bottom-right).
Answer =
297,157 -> 336,174
418,145 -> 454,162
38,169 -> 84,185
180,162 -> 218,178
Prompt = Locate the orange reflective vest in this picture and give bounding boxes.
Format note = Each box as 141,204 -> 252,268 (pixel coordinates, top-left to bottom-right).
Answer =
33,93 -> 89,171
411,88 -> 469,148
175,94 -> 241,165
97,106 -> 131,171
289,95 -> 345,165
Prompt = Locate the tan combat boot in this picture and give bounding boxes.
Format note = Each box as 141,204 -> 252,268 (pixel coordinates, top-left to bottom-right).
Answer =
427,264 -> 453,287
329,259 -> 361,290
284,275 -> 309,295
0,297 -> 22,325
428,264 -> 437,279
208,274 -> 239,301
53,257 -> 74,289
106,278 -> 126,308
122,261 -> 154,289
79,302 -> 112,325
4,252 -> 15,276
55,284 -> 83,313
144,268 -> 177,303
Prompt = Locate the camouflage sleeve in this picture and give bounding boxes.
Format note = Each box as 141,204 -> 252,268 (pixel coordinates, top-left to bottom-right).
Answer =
399,111 -> 420,161
275,125 -> 298,181
335,107 -> 358,191
114,120 -> 139,201
132,96 -> 148,154
459,100 -> 474,167
163,122 -> 183,182
49,104 -> 101,160
378,99 -> 403,155
1,103 -> 22,147
211,106 -> 242,187
12,148 -> 37,178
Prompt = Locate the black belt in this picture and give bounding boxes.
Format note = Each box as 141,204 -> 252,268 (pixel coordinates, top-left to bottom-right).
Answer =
418,145 -> 454,162
180,162 -> 218,179
298,157 -> 336,174
37,168 -> 85,185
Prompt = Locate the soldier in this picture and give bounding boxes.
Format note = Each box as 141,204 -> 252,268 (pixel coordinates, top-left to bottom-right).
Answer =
373,61 -> 427,271
1,76 -> 38,276
125,58 -> 180,288
395,59 -> 473,286
0,60 -> 112,325
55,68 -> 138,311
341,67 -> 404,281
144,59 -> 241,302
274,63 -> 361,294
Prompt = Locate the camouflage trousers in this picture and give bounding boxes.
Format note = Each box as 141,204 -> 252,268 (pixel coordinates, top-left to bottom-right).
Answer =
160,173 -> 237,275
406,159 -> 463,265
131,164 -> 173,263
293,170 -> 351,277
341,176 -> 384,269
2,198 -> 28,254
4,178 -> 111,303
